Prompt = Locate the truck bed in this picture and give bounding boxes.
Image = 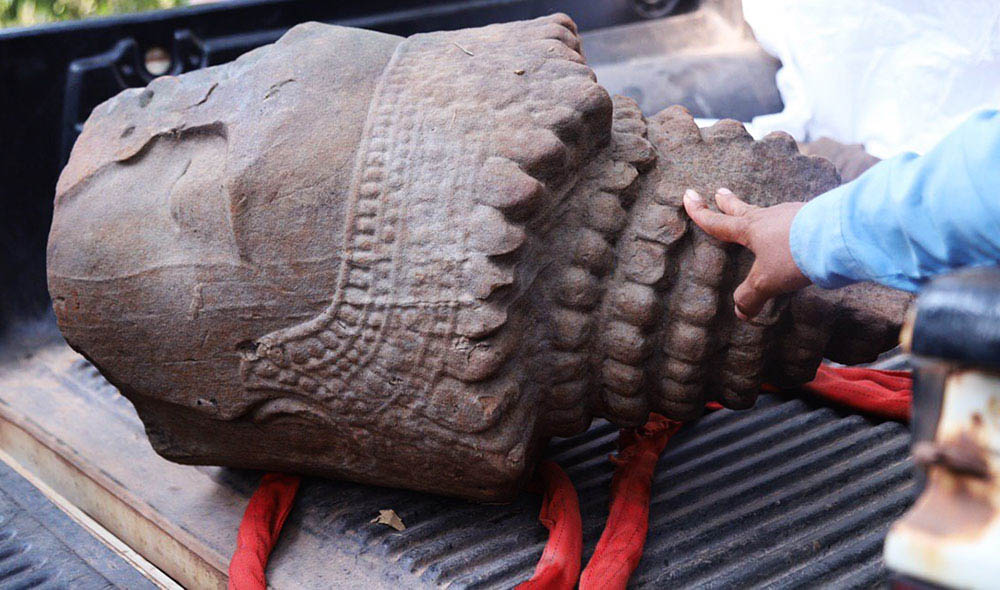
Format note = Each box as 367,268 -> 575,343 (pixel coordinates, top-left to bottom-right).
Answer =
0,315 -> 914,588
0,1 -> 914,586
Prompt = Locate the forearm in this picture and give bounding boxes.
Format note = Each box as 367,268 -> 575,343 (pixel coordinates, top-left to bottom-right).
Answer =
790,110 -> 1000,292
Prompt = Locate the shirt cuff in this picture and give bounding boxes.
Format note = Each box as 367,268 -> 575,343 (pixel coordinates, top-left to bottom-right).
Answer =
789,187 -> 868,289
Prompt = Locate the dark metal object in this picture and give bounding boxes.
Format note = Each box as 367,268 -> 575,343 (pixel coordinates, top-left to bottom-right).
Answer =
909,266 -> 1000,370
906,267 -> 1000,493
0,458 -> 157,589
883,267 -> 1000,589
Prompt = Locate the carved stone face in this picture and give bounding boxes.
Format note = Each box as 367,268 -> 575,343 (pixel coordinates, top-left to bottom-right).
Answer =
48,16 -> 910,501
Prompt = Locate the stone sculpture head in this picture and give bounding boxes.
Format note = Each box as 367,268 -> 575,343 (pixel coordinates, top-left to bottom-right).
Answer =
48,15 -> 910,501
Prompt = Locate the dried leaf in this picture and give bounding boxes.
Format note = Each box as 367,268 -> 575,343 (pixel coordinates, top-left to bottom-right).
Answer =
370,508 -> 405,531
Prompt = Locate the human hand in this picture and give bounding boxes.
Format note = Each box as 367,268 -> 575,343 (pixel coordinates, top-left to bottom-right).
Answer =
682,187 -> 812,320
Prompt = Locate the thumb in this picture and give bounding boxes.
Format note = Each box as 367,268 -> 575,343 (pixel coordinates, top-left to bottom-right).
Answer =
732,263 -> 775,320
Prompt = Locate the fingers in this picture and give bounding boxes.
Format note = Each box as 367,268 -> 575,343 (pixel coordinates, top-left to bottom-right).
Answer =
732,262 -> 775,320
715,188 -> 754,216
683,187 -> 783,321
683,189 -> 748,245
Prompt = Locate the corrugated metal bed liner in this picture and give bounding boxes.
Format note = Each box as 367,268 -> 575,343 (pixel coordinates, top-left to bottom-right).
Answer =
0,320 -> 915,588
313,395 -> 916,589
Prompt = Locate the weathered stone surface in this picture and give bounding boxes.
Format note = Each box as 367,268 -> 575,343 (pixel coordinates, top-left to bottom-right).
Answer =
48,15 -> 911,501
801,137 -> 881,183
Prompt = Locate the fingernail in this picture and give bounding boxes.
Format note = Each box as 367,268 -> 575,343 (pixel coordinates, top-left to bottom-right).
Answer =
684,189 -> 701,203
734,304 -> 749,321
717,187 -> 733,196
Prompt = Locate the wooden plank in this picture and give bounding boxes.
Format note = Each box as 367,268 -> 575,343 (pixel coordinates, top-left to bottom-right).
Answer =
0,343 -> 231,589
0,337 -> 415,590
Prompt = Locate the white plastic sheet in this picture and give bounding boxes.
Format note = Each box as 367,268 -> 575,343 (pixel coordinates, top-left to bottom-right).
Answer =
742,0 -> 1000,158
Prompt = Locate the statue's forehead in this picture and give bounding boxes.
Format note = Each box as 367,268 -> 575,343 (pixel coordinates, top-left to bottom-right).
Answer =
52,21 -> 405,278
55,22 -> 402,199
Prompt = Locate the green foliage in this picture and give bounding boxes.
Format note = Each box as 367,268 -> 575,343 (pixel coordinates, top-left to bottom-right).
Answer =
1,0 -> 187,27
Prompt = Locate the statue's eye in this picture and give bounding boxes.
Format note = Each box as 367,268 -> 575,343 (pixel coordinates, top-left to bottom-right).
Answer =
165,132 -> 239,260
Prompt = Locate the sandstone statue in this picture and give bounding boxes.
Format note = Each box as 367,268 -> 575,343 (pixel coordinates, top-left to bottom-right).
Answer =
48,15 -> 910,501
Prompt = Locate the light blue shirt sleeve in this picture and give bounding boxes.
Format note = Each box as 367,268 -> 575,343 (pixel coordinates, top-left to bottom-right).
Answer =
789,110 -> 1000,293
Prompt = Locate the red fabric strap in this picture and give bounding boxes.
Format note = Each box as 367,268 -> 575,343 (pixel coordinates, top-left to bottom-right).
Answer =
515,460 -> 583,590
228,365 -> 913,589
772,364 -> 912,421
579,414 -> 682,590
518,365 -> 913,589
228,473 -> 301,590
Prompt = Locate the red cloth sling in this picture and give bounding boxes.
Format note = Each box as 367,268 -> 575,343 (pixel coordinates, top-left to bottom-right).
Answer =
794,364 -> 911,421
514,461 -> 583,590
578,415 -> 682,590
515,365 -> 913,590
228,473 -> 301,590
230,365 -> 912,590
